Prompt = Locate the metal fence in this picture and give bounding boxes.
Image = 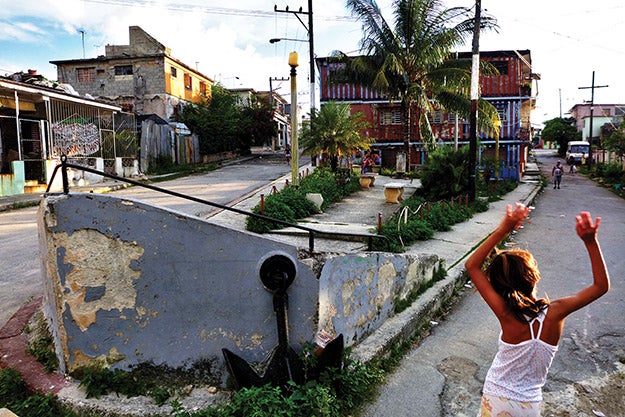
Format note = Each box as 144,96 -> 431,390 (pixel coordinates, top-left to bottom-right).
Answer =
49,98 -> 137,173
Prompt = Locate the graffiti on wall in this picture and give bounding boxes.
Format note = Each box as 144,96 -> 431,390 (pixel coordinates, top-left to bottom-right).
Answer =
52,116 -> 100,157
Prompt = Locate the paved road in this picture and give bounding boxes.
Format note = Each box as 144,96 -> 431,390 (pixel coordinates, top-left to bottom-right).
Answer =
360,149 -> 625,416
0,153 -> 295,327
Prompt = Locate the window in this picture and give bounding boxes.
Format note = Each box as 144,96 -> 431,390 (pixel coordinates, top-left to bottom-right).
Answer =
494,104 -> 508,123
171,67 -> 177,78
380,109 -> 402,125
492,61 -> 508,76
448,113 -> 461,123
114,65 -> 133,76
77,67 -> 95,83
184,73 -> 192,90
432,111 -> 443,123
199,81 -> 207,96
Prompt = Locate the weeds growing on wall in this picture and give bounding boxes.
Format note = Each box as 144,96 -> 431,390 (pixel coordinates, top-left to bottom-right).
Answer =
0,368 -> 79,417
73,359 -> 221,406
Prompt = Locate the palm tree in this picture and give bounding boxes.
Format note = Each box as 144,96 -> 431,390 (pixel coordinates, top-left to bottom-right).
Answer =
333,0 -> 500,171
299,101 -> 372,172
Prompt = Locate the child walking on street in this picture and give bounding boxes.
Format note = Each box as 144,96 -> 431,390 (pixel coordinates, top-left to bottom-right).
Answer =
465,203 -> 610,417
552,161 -> 563,189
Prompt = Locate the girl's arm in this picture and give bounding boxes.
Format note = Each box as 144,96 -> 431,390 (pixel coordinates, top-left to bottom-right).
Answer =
552,212 -> 610,317
464,203 -> 530,317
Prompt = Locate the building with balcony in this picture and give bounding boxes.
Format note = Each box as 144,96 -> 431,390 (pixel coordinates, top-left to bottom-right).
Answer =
317,49 -> 539,179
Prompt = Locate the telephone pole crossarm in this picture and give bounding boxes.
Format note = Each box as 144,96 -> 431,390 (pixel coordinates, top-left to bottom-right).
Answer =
578,71 -> 608,168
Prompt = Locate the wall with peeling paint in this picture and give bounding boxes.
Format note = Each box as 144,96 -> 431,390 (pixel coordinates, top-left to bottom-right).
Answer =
38,193 -> 319,383
37,192 -> 442,386
318,253 -> 440,346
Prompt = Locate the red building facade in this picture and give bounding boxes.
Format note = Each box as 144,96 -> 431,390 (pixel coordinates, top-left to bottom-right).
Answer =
316,50 -> 538,179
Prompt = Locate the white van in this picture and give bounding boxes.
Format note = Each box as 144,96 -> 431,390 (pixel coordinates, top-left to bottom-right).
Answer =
566,141 -> 590,164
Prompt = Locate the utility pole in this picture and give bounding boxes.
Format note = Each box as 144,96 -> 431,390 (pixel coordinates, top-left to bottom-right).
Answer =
273,1 -> 315,115
468,0 -> 481,202
269,76 -> 289,151
79,29 -> 86,59
579,71 -> 608,169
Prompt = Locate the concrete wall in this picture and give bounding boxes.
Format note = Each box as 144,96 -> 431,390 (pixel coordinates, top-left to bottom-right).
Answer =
38,193 -> 319,383
318,253 -> 439,346
38,192 -> 441,385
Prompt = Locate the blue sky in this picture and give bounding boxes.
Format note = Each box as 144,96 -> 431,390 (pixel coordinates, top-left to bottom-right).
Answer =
1,0 -> 624,124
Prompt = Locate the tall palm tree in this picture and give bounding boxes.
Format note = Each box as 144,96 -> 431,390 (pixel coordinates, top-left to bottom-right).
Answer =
299,101 -> 372,172
333,0 -> 500,170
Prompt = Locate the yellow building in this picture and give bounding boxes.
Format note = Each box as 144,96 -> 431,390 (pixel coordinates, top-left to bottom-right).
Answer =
51,26 -> 213,121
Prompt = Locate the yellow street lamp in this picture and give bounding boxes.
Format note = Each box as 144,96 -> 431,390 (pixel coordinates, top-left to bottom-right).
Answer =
289,51 -> 299,186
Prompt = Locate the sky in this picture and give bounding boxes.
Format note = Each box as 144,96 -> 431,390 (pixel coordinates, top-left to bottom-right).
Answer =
1,0 -> 624,127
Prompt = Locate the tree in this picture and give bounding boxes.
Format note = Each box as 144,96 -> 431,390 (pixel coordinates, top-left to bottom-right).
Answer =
240,95 -> 278,150
541,117 -> 581,157
602,118 -> 625,163
332,0 -> 500,171
299,101 -> 372,172
178,85 -> 244,155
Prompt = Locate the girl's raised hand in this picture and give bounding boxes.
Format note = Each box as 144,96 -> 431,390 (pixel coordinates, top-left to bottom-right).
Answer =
576,211 -> 600,243
501,203 -> 530,232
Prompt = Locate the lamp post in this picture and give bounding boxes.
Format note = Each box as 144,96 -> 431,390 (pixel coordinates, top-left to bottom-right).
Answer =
289,51 -> 299,186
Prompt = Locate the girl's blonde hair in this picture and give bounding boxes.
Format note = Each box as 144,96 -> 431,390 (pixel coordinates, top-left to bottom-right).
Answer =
485,248 -> 549,322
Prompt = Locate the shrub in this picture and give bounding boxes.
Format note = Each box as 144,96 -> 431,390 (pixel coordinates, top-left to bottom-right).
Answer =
374,195 -> 480,252
418,145 -> 469,200
601,162 -> 625,184
246,168 -> 360,233
171,351 -> 383,417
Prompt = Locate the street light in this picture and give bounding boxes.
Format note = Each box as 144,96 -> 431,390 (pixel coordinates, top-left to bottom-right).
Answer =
269,38 -> 307,44
289,51 -> 299,187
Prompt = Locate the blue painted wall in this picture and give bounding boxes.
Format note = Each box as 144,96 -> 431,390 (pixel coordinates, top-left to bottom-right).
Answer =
38,193 -> 319,383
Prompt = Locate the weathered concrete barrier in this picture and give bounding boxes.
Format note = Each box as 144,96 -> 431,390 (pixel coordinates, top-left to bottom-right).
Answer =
318,253 -> 439,346
38,192 -> 441,386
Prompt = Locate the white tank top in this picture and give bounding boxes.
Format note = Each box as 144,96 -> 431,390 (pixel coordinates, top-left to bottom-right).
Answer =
483,308 -> 558,402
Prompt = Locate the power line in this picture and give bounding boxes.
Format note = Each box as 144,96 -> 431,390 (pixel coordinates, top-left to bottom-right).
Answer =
80,0 -> 355,21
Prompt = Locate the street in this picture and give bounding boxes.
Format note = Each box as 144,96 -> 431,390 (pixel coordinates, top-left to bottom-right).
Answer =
0,153 -> 294,327
360,149 -> 625,417
2,150 -> 624,416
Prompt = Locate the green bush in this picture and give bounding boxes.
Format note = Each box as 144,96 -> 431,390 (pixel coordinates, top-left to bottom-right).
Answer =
246,168 -> 360,233
246,202 -> 295,233
417,145 -> 469,200
299,168 -> 342,207
600,162 -> 625,184
374,195 -> 478,252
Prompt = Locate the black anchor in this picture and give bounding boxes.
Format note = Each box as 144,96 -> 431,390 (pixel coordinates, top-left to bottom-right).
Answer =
222,254 -> 343,391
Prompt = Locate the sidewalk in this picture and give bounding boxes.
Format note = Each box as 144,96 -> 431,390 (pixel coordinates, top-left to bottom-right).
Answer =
0,161 -> 543,414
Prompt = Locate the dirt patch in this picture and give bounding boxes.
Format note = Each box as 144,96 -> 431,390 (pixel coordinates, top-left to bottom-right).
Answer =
543,365 -> 625,417
438,355 -> 483,417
